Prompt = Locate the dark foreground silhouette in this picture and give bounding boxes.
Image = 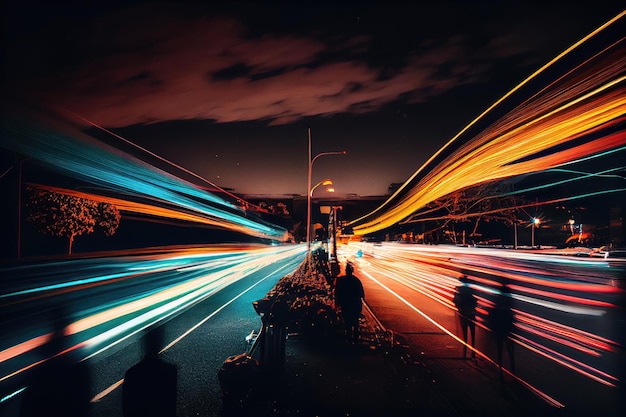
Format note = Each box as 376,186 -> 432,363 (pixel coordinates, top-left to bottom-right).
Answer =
122,326 -> 177,417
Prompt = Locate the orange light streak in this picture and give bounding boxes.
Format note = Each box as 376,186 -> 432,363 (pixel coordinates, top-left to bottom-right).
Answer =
0,333 -> 51,364
29,184 -> 288,241
0,245 -> 306,382
349,13 -> 625,235
0,340 -> 87,383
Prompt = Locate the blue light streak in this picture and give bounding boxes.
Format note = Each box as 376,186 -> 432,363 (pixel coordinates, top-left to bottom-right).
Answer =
0,244 -> 307,390
0,114 -> 287,240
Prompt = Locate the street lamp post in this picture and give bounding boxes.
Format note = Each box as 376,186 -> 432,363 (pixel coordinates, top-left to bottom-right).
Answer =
306,128 -> 345,251
531,217 -> 540,248
309,179 -> 334,253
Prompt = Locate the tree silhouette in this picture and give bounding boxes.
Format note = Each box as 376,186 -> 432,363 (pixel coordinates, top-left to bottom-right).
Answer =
97,200 -> 122,237
400,181 -> 523,241
26,187 -> 120,254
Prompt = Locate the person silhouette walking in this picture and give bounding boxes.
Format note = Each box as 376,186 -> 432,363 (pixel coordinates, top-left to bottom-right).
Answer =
453,275 -> 477,359
334,262 -> 365,344
123,326 -> 177,417
489,279 -> 516,379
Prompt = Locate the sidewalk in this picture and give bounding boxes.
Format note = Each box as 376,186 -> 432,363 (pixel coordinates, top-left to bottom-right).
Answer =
225,300 -> 432,417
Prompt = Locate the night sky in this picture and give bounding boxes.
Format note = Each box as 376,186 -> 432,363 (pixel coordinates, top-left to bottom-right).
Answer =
2,1 -> 623,197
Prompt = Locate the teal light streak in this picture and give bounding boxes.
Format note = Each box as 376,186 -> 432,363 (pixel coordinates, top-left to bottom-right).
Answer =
0,251 -> 254,299
0,271 -> 136,299
546,168 -> 626,180
501,166 -> 625,197
0,387 -> 26,404
0,116 -> 287,240
81,248 -> 307,360
553,145 -> 626,167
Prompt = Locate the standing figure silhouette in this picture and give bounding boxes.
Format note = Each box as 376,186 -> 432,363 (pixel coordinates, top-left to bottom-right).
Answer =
334,262 -> 365,344
489,279 -> 516,379
453,275 -> 477,359
123,326 -> 178,417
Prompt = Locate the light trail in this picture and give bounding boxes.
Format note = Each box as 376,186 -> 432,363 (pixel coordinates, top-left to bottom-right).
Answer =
28,182 -> 286,241
341,243 -> 624,405
0,244 -> 307,391
63,110 -> 258,211
0,247 -> 257,301
0,111 -> 288,241
348,12 -> 625,235
360,268 -> 565,408
401,160 -> 626,224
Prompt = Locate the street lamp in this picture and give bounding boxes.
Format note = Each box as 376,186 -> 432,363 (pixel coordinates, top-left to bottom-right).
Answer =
568,218 -> 576,235
307,128 -> 346,251
308,179 -> 334,251
531,217 -> 540,248
310,179 -> 334,197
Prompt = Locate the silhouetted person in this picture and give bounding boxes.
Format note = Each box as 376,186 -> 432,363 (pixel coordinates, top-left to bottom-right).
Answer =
453,275 -> 477,359
313,247 -> 331,284
488,279 -> 516,379
19,307 -> 91,417
334,262 -> 365,343
123,326 -> 177,417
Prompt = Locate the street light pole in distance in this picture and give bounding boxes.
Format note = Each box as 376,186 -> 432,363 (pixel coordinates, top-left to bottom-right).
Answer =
306,128 -> 346,252
531,217 -> 540,248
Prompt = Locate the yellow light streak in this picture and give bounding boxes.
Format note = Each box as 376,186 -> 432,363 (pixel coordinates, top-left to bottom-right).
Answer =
348,12 -> 626,235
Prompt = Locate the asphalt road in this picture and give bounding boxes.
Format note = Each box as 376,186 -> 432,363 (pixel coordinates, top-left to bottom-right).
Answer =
88,263 -> 284,417
1,244 -> 307,417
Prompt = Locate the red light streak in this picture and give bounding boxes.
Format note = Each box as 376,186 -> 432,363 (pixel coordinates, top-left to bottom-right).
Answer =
342,242 -> 624,408
515,311 -> 616,353
515,333 -> 617,387
509,284 -> 615,308
0,333 -> 51,364
516,322 -> 602,357
360,267 -> 565,408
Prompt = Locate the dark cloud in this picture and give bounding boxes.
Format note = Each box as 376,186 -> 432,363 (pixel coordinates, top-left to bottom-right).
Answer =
10,1 -> 616,129
2,1 -> 623,196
